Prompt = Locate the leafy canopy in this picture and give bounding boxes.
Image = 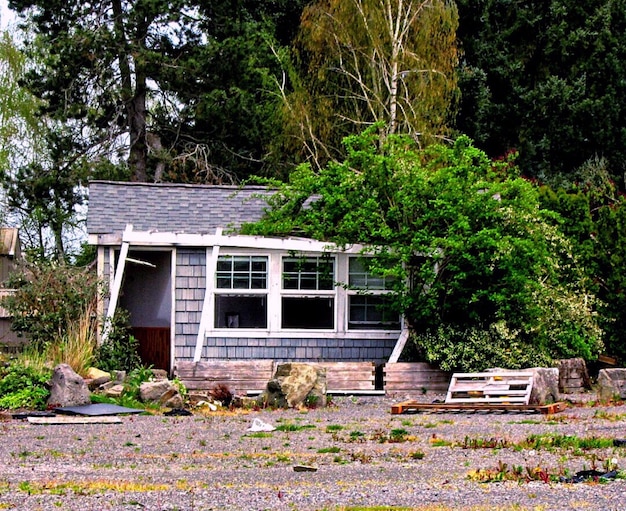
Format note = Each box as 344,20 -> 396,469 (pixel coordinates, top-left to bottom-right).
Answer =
244,127 -> 603,371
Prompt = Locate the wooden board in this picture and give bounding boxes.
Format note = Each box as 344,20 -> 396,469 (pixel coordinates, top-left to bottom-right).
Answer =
174,360 -> 276,393
27,416 -> 123,425
391,400 -> 567,415
313,362 -> 376,392
445,371 -> 534,405
383,362 -> 451,393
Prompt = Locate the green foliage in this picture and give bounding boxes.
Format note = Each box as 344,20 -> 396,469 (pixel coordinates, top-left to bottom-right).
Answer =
284,0 -> 459,168
244,127 -> 603,370
417,323 -> 551,373
2,261 -> 100,350
93,311 -> 142,373
456,0 -> 626,183
0,363 -> 51,410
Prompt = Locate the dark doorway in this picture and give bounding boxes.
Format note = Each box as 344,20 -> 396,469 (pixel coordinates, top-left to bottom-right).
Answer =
119,250 -> 172,370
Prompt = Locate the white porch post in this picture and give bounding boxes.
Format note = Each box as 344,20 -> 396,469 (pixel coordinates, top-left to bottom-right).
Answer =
387,324 -> 409,363
102,224 -> 133,342
193,228 -> 222,362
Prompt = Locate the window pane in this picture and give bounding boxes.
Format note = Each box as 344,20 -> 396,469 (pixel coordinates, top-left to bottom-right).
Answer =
216,256 -> 267,289
348,295 -> 400,330
215,295 -> 267,328
217,259 -> 232,272
216,276 -> 231,289
233,259 -> 250,272
282,257 -> 335,290
282,297 -> 334,329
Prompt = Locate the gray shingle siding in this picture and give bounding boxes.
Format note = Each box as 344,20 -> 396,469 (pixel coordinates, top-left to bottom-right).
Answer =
187,338 -> 396,364
174,248 -> 206,356
87,181 -> 271,236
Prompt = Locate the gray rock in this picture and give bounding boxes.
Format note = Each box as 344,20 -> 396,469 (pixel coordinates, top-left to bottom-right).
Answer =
104,384 -> 125,398
139,379 -> 183,407
524,367 -> 560,405
260,363 -> 327,408
47,364 -> 91,408
597,368 -> 626,401
556,358 -> 591,392
139,380 -> 171,402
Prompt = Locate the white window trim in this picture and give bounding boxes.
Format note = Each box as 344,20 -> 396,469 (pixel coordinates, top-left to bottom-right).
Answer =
205,251 -> 401,336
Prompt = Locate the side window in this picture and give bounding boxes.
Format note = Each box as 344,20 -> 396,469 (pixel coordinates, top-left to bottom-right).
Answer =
347,257 -> 400,330
214,255 -> 267,328
281,256 -> 335,329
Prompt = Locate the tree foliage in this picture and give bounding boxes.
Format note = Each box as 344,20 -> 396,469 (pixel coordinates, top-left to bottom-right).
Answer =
7,0 -> 307,183
279,0 -> 459,170
456,0 -> 626,183
244,127 -> 603,370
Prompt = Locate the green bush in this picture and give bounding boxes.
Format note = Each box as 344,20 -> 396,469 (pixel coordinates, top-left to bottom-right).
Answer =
2,261 -> 100,350
416,322 -> 552,373
0,363 -> 51,410
94,311 -> 142,373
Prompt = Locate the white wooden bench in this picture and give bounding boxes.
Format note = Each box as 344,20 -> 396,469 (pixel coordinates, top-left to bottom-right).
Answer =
445,371 -> 534,405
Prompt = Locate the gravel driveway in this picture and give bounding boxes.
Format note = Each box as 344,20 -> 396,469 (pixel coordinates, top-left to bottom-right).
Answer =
2,395 -> 626,510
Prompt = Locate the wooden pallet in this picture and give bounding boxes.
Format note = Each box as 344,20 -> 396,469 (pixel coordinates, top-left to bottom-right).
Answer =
391,400 -> 567,415
445,371 -> 534,405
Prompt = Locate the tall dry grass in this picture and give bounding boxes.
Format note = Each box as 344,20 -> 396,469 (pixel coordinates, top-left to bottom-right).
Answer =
17,303 -> 97,378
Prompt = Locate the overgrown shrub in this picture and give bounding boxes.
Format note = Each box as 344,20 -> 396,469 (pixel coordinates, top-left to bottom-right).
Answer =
0,363 -> 51,410
2,261 -> 100,349
94,311 -> 142,373
416,322 -> 552,373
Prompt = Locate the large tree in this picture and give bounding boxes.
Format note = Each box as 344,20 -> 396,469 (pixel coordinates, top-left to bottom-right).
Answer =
456,0 -> 626,184
8,0 -> 307,183
277,0 -> 459,170
244,127 -> 603,371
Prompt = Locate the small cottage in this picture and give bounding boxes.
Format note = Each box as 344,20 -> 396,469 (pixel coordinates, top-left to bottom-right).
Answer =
87,181 -> 417,391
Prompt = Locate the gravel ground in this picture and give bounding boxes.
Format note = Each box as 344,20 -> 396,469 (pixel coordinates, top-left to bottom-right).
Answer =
2,394 -> 626,510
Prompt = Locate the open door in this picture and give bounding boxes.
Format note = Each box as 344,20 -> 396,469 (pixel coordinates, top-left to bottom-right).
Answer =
119,250 -> 172,370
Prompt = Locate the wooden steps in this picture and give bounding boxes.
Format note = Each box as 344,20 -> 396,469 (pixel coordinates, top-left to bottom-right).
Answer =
174,360 -> 276,394
313,362 -> 376,392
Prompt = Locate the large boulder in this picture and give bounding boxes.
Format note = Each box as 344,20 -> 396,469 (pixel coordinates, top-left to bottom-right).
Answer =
597,368 -> 626,401
525,367 -> 560,405
556,358 -> 591,392
47,364 -> 91,408
260,363 -> 327,409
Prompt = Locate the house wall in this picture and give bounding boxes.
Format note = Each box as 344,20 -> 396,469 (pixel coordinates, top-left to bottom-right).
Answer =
171,247 -> 398,364
174,248 -> 205,352
194,337 -> 396,363
100,244 -> 399,367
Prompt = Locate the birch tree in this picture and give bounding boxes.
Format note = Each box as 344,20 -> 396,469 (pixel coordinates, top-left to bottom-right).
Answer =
281,0 -> 458,169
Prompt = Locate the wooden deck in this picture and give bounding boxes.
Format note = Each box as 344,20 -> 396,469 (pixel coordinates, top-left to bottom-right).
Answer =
174,360 -> 377,394
383,362 -> 451,393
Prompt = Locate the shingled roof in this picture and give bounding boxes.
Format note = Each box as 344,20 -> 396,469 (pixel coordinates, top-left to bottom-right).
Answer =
87,181 -> 272,236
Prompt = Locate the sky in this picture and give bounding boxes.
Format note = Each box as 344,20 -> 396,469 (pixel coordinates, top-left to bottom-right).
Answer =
0,1 -> 15,30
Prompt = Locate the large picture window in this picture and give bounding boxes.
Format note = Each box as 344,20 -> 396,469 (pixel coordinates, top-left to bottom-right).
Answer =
215,255 -> 268,328
347,257 -> 400,330
281,256 -> 335,329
